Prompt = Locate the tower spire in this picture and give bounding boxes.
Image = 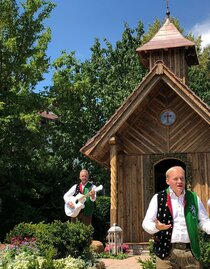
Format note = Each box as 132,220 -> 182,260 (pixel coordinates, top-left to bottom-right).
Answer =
165,0 -> 170,18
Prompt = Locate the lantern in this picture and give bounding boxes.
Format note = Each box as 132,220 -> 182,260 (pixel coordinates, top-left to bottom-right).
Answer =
107,223 -> 123,255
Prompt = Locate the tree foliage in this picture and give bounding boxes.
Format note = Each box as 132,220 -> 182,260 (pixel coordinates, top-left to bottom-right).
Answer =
188,45 -> 210,105
0,0 -> 55,239
47,21 -> 147,195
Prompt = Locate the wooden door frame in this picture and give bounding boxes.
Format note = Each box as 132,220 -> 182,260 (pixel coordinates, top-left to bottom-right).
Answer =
149,153 -> 193,195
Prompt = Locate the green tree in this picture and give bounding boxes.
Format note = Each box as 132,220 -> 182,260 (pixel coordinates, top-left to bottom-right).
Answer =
0,0 -> 55,240
47,21 -> 147,195
189,45 -> 210,105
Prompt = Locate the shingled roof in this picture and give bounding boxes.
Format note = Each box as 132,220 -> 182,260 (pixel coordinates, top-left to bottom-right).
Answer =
136,18 -> 199,67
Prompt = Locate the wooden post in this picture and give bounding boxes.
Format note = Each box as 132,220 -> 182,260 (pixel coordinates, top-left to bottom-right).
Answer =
109,136 -> 118,226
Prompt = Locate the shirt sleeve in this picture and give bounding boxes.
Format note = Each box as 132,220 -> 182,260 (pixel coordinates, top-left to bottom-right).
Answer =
197,196 -> 210,234
63,184 -> 77,204
90,184 -> 97,202
142,194 -> 159,234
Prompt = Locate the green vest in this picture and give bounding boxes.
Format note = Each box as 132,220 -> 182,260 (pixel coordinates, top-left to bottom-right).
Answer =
82,182 -> 95,216
185,190 -> 200,260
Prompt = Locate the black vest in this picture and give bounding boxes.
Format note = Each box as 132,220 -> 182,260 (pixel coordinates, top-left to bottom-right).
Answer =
74,183 -> 81,196
153,190 -> 173,259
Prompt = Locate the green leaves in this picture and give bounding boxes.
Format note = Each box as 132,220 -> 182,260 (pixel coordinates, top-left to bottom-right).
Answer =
19,112 -> 40,132
0,0 -> 56,240
189,45 -> 210,105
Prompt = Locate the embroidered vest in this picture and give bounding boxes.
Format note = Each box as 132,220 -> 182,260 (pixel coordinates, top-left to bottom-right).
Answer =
75,181 -> 95,216
154,189 -> 200,260
154,190 -> 173,259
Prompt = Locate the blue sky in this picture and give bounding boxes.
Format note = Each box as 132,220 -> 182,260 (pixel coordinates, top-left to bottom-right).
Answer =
38,0 -> 210,90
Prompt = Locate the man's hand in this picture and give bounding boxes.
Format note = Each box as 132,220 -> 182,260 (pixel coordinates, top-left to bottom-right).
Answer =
68,201 -> 75,209
90,189 -> 95,199
155,219 -> 171,230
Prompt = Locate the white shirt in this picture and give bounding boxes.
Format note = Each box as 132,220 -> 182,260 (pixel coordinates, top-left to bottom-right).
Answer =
142,188 -> 210,242
63,182 -> 96,204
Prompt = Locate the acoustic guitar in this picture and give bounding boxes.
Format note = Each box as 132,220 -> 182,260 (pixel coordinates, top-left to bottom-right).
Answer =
64,185 -> 103,217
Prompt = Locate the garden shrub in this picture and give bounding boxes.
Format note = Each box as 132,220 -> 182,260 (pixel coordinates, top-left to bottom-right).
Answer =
199,231 -> 210,269
4,220 -> 94,260
5,222 -> 39,241
0,251 -> 91,269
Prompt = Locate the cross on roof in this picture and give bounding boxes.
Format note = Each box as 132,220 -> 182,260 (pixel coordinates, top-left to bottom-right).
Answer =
165,0 -> 170,18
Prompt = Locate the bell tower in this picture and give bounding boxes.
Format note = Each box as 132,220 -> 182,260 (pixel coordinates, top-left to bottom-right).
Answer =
136,11 -> 199,85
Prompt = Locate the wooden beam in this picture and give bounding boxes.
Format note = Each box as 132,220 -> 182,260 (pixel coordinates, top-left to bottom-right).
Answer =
109,136 -> 118,225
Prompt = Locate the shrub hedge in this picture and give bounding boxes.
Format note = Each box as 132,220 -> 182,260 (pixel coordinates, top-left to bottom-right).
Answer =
4,220 -> 94,260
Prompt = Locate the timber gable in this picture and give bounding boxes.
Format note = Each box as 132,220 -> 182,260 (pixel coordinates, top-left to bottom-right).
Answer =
80,62 -> 210,166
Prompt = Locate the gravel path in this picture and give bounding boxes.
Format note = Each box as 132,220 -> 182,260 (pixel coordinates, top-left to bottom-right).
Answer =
99,253 -> 151,269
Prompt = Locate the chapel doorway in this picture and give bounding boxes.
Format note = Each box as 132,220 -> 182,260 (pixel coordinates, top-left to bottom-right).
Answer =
154,159 -> 186,193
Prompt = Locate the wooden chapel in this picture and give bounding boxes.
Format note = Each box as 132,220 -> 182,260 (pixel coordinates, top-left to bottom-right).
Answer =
80,15 -> 210,244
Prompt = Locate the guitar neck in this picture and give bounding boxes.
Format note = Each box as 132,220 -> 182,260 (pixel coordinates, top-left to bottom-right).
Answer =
76,185 -> 102,203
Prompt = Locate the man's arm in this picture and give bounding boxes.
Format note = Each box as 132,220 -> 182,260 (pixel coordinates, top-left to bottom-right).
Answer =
142,194 -> 160,234
63,184 -> 77,204
197,196 -> 210,234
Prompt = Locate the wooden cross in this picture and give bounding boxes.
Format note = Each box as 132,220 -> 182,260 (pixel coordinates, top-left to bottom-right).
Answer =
164,111 -> 172,124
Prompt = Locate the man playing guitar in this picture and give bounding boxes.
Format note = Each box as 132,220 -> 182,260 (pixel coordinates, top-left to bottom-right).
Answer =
63,169 -> 96,225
